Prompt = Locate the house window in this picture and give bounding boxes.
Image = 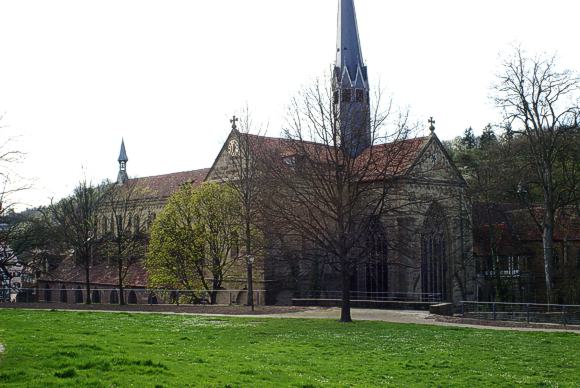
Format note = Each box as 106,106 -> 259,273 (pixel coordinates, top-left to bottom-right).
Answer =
355,89 -> 364,102
333,91 -> 339,104
341,89 -> 352,102
283,156 -> 296,168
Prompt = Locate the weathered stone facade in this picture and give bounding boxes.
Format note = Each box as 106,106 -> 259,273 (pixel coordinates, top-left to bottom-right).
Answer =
206,130 -> 475,304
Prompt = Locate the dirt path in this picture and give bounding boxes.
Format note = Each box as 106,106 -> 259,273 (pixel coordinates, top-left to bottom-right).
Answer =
267,307 -> 580,333
1,305 -> 578,333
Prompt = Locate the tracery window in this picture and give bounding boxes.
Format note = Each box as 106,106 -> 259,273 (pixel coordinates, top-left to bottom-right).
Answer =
421,204 -> 448,301
355,217 -> 389,298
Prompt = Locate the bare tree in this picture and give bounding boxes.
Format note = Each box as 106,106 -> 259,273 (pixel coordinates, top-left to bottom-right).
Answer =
50,179 -> 107,304
494,47 -> 580,303
0,114 -> 31,296
102,180 -> 149,305
258,77 -> 417,322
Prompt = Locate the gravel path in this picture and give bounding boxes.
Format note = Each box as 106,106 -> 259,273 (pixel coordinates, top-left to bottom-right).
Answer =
1,304 -> 578,333
268,307 -> 580,333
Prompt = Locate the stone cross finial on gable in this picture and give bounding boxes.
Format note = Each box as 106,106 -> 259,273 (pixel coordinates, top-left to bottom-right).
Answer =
230,115 -> 239,131
428,117 -> 436,132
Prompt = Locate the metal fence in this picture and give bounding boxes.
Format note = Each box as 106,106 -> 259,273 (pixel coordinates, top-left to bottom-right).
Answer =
296,290 -> 442,302
0,288 -> 266,306
460,301 -> 580,326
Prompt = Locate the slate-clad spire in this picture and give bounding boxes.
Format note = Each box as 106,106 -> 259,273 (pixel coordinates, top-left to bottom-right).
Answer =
335,0 -> 367,87
334,0 -> 371,157
117,139 -> 129,184
118,139 -> 128,162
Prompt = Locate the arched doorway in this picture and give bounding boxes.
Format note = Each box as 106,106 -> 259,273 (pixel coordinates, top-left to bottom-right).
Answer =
147,293 -> 158,305
421,203 -> 449,301
75,288 -> 83,303
109,289 -> 119,304
60,286 -> 68,303
92,290 -> 101,304
128,290 -> 138,304
44,284 -> 52,302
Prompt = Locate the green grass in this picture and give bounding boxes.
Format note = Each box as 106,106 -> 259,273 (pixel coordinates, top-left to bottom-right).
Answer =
0,310 -> 578,387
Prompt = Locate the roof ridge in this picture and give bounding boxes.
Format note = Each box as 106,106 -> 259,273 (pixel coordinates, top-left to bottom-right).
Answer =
129,168 -> 210,181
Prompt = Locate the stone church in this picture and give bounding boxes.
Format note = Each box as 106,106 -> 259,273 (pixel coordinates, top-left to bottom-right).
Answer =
205,0 -> 474,304
40,0 -> 474,306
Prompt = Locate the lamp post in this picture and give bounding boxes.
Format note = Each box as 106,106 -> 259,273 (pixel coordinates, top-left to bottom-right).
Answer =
247,255 -> 254,311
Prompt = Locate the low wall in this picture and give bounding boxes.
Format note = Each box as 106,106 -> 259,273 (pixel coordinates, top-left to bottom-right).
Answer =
429,303 -> 455,316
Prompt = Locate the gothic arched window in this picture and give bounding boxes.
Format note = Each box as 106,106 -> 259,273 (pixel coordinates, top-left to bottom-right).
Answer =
421,204 -> 449,301
355,217 -> 389,299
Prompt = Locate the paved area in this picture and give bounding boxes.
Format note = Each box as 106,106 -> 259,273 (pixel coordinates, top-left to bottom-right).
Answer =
265,307 -> 580,333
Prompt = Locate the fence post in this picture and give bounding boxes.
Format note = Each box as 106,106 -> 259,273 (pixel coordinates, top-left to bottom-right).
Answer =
526,304 -> 530,324
176,290 -> 180,306
461,302 -> 465,317
492,303 -> 497,321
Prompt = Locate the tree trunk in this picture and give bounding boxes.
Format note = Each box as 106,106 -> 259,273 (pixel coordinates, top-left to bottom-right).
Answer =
85,261 -> 92,305
118,258 -> 125,305
210,273 -> 220,305
247,259 -> 254,311
340,262 -> 352,323
245,211 -> 254,311
542,207 -> 555,304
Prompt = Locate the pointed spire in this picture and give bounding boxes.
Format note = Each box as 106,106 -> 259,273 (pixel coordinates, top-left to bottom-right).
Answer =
118,138 -> 128,162
334,0 -> 371,157
335,0 -> 367,86
117,139 -> 129,184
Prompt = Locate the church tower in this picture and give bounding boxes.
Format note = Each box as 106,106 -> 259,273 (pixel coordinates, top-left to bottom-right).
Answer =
334,0 -> 371,157
117,139 -> 129,184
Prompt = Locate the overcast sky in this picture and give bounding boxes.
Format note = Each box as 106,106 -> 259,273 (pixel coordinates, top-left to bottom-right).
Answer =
1,0 -> 579,210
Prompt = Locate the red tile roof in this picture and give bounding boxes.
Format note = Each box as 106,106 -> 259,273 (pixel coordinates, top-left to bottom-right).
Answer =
473,203 -> 580,256
127,169 -> 209,200
242,132 -> 430,178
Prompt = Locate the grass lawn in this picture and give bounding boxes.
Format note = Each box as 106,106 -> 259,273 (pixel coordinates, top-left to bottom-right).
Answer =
0,309 -> 578,387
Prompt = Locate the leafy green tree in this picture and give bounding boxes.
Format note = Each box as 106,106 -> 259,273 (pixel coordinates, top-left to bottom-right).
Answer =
479,124 -> 498,149
146,182 -> 243,304
4,208 -> 64,280
461,127 -> 476,149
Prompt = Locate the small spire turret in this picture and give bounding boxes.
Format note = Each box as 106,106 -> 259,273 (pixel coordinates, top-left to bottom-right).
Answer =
117,139 -> 129,184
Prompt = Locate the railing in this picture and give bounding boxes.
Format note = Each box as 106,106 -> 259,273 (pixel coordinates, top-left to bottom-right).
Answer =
0,288 -> 266,306
296,290 -> 442,303
460,301 -> 580,326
